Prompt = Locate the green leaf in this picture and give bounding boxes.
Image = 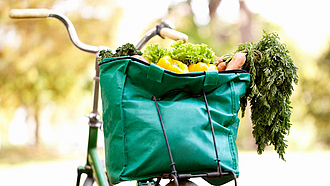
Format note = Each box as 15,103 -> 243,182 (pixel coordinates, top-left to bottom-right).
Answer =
170,40 -> 216,65
142,44 -> 169,63
98,43 -> 142,61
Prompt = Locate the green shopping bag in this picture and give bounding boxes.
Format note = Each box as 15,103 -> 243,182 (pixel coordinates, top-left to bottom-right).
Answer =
99,57 -> 250,185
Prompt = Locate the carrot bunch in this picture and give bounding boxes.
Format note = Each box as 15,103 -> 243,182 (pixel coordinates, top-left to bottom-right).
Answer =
215,52 -> 246,71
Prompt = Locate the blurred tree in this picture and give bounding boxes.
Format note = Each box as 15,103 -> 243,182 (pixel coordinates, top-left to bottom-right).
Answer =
301,44 -> 330,147
167,0 -> 256,54
167,0 -> 239,57
0,0 -> 119,147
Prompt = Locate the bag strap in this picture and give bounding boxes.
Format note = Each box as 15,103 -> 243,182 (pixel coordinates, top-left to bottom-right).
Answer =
152,95 -> 178,179
201,90 -> 222,173
202,90 -> 238,186
147,63 -> 164,83
204,70 -> 219,86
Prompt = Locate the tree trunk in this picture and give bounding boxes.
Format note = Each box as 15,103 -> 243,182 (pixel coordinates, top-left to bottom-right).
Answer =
209,0 -> 222,21
239,0 -> 253,42
34,106 -> 40,146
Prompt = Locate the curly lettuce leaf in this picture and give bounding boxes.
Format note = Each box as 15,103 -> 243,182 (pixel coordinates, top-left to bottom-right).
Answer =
170,40 -> 216,65
142,44 -> 169,63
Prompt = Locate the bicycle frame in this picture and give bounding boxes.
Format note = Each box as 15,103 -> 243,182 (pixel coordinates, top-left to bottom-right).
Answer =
10,9 -> 188,186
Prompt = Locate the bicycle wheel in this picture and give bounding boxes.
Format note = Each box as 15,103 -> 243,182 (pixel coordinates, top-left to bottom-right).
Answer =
83,177 -> 95,186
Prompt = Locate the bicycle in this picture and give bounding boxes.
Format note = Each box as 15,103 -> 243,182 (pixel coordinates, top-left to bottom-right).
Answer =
10,9 -> 239,186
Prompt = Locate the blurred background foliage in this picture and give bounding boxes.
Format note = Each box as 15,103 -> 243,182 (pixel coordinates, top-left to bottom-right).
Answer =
1,0 -> 330,161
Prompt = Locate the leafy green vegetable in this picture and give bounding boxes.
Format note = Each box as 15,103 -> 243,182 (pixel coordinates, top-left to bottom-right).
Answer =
142,44 -> 169,63
98,43 -> 142,60
170,40 -> 216,65
237,31 -> 298,160
142,40 -> 216,65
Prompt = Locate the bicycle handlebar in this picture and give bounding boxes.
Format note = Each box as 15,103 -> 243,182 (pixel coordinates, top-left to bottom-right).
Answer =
160,28 -> 188,43
10,9 -> 100,53
10,8 -> 50,18
9,9 -> 188,53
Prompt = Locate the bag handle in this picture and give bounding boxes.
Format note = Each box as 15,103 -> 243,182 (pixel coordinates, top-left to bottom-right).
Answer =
204,70 -> 219,86
147,63 -> 164,83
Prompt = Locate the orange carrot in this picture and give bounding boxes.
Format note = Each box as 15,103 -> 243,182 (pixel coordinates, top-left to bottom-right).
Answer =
217,62 -> 227,71
226,52 -> 246,70
214,57 -> 226,71
214,56 -> 223,63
